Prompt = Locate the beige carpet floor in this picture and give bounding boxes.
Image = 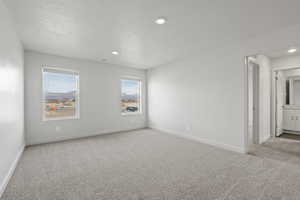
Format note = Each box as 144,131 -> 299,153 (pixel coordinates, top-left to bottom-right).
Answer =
2,129 -> 300,200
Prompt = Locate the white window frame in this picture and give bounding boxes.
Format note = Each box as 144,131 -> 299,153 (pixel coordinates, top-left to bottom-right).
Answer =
42,67 -> 80,121
120,77 -> 142,116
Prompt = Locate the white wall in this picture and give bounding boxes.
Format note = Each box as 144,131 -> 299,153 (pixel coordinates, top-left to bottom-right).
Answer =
272,55 -> 300,69
0,1 -> 24,196
148,52 -> 246,153
282,68 -> 300,77
25,51 -> 147,145
256,55 -> 271,143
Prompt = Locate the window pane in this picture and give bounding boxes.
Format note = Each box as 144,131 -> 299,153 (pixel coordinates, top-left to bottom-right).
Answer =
43,69 -> 79,120
121,79 -> 141,113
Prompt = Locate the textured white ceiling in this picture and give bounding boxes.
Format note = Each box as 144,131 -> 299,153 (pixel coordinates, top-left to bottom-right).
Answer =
4,0 -> 300,68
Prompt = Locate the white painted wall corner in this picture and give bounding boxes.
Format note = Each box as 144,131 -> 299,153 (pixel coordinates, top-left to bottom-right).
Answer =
0,145 -> 25,198
149,126 -> 246,154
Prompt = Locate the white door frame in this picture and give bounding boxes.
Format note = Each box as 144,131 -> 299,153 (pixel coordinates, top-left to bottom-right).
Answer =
252,64 -> 260,144
271,65 -> 300,139
244,56 -> 260,153
244,56 -> 249,153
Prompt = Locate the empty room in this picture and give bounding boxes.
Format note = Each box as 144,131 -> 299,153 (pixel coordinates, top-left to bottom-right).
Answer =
1,0 -> 300,199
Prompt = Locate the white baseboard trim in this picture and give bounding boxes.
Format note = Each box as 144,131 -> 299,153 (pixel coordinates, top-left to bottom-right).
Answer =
260,135 -> 271,144
27,126 -> 147,146
150,126 -> 246,154
0,145 -> 25,198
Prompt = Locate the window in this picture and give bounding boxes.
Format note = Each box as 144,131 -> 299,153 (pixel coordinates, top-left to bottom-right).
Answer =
121,79 -> 141,114
42,68 -> 79,120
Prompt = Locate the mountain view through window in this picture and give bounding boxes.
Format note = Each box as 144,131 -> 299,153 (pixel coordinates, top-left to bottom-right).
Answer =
43,68 -> 79,120
121,79 -> 141,114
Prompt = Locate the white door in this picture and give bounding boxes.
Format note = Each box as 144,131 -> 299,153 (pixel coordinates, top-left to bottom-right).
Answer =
283,110 -> 294,131
276,72 -> 284,136
294,111 -> 300,132
248,59 -> 260,145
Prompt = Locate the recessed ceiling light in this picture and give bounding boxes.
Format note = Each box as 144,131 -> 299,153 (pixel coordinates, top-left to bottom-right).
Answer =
112,51 -> 119,55
288,48 -> 297,53
155,17 -> 167,25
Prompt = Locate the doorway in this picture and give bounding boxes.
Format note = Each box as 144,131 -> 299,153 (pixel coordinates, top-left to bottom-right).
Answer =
247,56 -> 260,146
273,67 -> 300,137
245,54 -> 272,153
244,49 -> 300,166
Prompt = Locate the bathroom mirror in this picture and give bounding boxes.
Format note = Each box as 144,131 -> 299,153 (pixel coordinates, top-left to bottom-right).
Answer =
285,76 -> 300,105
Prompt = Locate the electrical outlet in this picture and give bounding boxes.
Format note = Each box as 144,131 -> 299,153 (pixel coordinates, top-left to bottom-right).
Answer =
55,126 -> 61,132
185,124 -> 191,132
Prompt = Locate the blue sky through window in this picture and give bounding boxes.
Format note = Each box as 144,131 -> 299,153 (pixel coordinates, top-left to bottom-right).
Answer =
44,72 -> 77,93
122,79 -> 140,95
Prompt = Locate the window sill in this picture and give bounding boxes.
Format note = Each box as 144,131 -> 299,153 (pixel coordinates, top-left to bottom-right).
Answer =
42,116 -> 80,121
121,112 -> 143,116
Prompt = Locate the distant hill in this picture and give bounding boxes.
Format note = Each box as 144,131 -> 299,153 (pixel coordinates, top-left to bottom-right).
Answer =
46,91 -> 76,101
122,93 -> 138,102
